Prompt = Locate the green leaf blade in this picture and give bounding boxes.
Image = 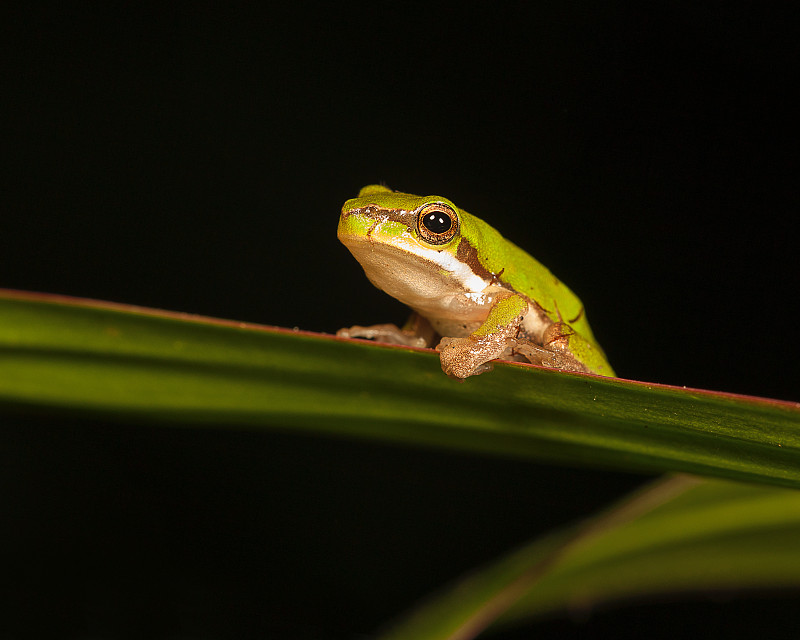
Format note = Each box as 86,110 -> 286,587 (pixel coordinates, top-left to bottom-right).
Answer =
2,289 -> 800,488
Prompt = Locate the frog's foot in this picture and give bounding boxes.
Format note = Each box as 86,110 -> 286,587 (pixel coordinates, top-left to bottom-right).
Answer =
514,322 -> 591,373
436,332 -> 516,379
336,323 -> 429,348
436,293 -> 528,379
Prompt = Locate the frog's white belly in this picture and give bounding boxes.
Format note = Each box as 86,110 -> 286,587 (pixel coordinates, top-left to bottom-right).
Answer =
429,301 -> 551,340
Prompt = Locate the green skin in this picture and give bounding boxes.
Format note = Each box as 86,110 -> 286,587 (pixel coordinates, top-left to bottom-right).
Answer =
337,185 -> 614,379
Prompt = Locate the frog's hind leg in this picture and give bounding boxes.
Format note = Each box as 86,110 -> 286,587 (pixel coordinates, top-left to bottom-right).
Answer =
515,322 -> 611,375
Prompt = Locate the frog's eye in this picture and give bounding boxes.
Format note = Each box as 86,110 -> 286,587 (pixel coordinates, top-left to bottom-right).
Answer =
416,203 -> 459,245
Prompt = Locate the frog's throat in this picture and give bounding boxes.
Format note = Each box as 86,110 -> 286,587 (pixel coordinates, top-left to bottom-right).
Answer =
342,231 -> 493,296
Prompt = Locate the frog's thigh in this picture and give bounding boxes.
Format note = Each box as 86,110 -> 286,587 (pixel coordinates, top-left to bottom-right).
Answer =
437,294 -> 527,379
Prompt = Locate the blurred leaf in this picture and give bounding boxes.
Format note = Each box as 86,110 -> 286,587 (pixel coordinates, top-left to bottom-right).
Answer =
1,289 -> 799,488
379,475 -> 800,639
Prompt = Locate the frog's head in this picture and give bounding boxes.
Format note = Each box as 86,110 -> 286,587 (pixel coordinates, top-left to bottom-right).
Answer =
338,185 -> 493,312
339,184 -> 463,249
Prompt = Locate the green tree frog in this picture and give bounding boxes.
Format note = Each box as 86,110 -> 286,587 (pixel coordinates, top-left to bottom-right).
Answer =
337,185 -> 614,379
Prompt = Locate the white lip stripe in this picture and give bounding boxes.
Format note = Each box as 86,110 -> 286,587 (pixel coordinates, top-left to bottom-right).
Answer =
394,230 -> 490,293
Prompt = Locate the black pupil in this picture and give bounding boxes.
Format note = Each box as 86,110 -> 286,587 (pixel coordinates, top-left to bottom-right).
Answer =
423,211 -> 452,234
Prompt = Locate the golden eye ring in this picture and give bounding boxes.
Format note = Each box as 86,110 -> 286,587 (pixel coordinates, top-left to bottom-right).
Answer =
416,203 -> 459,245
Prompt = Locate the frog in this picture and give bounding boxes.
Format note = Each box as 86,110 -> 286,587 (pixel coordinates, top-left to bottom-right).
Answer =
337,185 -> 614,379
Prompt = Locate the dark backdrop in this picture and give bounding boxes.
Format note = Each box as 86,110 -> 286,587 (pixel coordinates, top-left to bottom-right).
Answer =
2,4 -> 798,638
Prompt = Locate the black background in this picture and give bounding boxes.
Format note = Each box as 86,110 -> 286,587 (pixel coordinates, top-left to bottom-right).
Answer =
2,3 -> 799,638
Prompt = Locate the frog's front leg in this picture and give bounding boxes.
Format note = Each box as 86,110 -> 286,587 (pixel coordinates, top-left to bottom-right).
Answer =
436,294 -> 528,379
337,313 -> 436,348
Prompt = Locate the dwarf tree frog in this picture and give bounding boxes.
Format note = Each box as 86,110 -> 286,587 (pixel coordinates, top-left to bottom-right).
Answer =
337,185 -> 614,379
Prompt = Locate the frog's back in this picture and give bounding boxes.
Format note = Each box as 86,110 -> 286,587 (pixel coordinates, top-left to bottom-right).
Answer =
457,208 -> 600,345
